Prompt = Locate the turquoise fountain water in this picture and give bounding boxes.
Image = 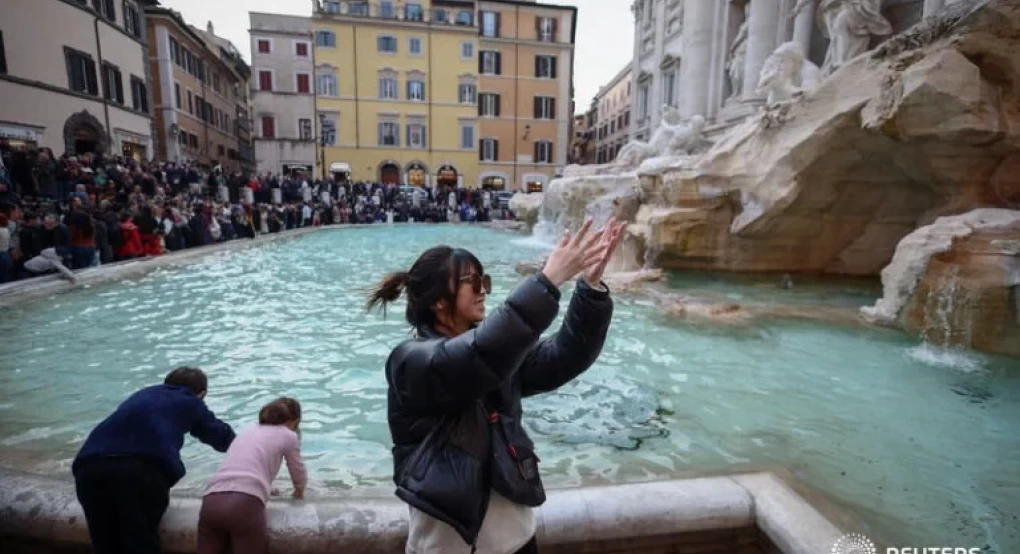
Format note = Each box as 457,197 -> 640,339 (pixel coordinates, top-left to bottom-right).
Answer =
0,226 -> 1017,551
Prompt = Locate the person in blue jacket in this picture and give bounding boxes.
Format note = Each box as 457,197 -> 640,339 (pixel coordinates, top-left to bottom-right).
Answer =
72,367 -> 236,554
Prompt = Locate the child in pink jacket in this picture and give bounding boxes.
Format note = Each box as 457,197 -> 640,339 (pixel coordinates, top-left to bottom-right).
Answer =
197,397 -> 307,554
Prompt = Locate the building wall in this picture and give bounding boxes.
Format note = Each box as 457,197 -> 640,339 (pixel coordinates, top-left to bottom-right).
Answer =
592,64 -> 632,164
147,9 -> 248,171
0,0 -> 153,157
250,12 -> 317,175
476,0 -> 576,191
312,0 -> 479,186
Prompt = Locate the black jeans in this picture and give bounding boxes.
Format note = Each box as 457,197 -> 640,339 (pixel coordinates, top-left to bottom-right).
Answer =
74,457 -> 170,554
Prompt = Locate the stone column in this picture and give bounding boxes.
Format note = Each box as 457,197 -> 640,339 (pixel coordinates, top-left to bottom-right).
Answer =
793,0 -> 816,56
742,0 -> 781,101
923,0 -> 945,17
680,0 -> 718,118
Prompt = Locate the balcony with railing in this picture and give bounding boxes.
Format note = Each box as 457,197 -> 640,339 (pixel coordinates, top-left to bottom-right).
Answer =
318,0 -> 475,27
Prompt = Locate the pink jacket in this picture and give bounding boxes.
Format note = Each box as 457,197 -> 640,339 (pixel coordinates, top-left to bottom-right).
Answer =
204,424 -> 307,504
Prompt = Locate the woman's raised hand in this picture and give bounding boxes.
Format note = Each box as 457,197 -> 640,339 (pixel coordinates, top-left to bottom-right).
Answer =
542,217 -> 610,287
583,218 -> 627,287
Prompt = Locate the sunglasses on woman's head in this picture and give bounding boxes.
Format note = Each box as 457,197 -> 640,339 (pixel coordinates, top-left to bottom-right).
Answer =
459,273 -> 492,294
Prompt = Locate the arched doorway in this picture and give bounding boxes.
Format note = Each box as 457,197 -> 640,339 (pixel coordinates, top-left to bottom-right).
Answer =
63,110 -> 108,155
479,171 -> 510,191
406,161 -> 428,187
378,161 -> 400,185
437,165 -> 458,187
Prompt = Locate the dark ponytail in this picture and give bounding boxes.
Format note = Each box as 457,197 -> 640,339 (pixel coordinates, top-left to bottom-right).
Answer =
365,246 -> 484,331
365,271 -> 409,313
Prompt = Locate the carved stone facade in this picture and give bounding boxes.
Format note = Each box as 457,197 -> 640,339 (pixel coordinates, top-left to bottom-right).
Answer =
627,0 -> 951,139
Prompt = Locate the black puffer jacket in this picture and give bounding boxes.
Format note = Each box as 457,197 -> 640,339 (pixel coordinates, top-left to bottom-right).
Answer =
386,274 -> 613,545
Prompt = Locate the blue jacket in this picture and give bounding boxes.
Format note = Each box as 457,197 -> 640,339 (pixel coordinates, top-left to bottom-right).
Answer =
73,384 -> 235,486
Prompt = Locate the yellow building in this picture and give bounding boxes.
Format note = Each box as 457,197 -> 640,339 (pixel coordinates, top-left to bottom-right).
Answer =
313,0 -> 480,187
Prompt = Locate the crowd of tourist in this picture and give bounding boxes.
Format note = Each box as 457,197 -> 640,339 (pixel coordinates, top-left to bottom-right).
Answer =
0,148 -> 513,284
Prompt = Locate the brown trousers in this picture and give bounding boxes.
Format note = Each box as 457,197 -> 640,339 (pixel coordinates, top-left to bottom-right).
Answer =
197,492 -> 267,554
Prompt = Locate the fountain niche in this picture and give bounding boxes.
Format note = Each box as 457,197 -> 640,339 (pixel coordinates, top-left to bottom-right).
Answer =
514,0 -> 1020,357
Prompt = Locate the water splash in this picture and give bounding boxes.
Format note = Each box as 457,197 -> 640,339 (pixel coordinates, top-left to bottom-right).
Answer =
904,342 -> 985,373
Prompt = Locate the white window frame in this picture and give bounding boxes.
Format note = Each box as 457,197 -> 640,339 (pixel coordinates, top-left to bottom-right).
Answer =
379,77 -> 398,100
297,118 -> 313,141
538,17 -> 555,42
409,37 -> 423,56
408,80 -> 426,101
378,34 -> 398,54
317,73 -> 338,97
294,40 -> 311,58
460,123 -> 475,150
480,138 -> 497,161
535,140 -> 553,163
459,83 -> 477,105
481,11 -> 498,37
536,96 -> 555,119
407,123 -> 426,149
295,71 -> 312,94
480,93 -> 498,117
663,70 -> 677,107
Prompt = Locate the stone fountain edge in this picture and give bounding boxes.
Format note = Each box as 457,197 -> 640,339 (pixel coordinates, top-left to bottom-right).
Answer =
0,466 -> 844,553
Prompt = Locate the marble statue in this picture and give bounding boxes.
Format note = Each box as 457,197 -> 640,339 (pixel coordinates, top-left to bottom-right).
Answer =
614,107 -> 707,167
793,0 -> 893,75
755,41 -> 822,105
726,4 -> 751,102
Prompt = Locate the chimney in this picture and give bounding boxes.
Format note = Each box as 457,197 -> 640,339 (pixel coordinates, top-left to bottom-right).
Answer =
207,20 -> 214,35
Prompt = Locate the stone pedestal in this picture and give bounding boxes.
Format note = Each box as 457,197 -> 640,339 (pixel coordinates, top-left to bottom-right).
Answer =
743,0 -> 781,101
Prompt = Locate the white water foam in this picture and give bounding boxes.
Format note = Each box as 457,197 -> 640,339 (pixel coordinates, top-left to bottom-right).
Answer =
904,342 -> 985,373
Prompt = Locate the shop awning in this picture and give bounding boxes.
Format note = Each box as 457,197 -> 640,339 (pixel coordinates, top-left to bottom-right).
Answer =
329,162 -> 352,173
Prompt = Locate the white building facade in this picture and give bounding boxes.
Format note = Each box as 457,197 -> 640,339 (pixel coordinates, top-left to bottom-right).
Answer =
628,0 -> 959,141
249,12 -> 318,177
0,0 -> 155,158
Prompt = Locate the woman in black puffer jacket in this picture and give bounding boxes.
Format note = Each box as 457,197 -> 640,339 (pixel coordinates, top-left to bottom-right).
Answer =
367,217 -> 625,554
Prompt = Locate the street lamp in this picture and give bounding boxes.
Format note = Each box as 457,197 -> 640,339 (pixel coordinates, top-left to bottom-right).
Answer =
318,113 -> 327,181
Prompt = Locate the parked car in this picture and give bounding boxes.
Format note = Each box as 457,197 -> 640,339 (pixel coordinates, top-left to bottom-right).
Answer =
495,191 -> 515,210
